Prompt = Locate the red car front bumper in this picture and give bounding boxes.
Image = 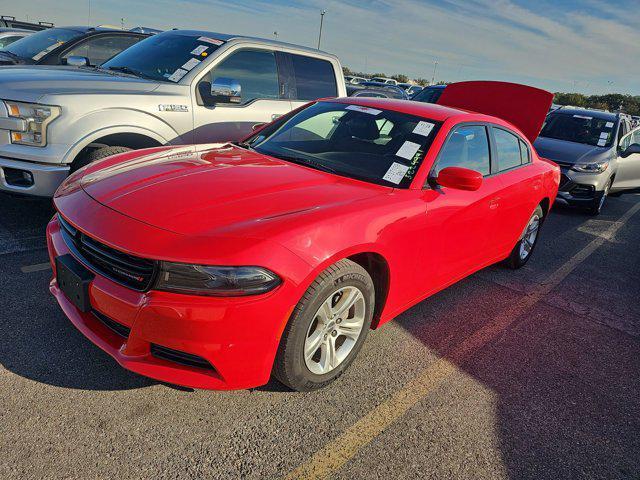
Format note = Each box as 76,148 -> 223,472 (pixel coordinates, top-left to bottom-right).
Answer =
46,216 -> 297,390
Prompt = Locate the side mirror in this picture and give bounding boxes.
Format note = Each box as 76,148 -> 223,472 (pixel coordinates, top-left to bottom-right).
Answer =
65,56 -> 89,67
621,143 -> 640,158
434,166 -> 483,191
210,77 -> 241,104
252,122 -> 267,131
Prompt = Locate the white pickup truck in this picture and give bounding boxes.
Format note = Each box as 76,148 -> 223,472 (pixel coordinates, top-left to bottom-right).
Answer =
0,29 -> 345,196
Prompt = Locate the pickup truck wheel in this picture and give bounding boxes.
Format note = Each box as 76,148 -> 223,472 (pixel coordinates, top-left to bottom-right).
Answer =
273,259 -> 374,391
71,146 -> 132,172
505,205 -> 544,269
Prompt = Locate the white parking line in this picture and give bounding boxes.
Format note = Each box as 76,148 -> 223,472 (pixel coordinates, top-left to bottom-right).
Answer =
20,262 -> 51,274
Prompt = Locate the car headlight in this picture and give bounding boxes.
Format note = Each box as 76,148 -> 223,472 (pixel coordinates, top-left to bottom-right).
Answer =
155,262 -> 281,296
4,100 -> 61,147
571,161 -> 609,173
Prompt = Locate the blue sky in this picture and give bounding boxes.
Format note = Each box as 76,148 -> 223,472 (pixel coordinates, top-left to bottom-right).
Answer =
10,0 -> 640,95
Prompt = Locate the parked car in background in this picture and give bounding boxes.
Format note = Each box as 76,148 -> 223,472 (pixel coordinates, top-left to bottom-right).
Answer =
534,108 -> 640,214
0,29 -> 345,197
347,85 -> 406,99
406,84 -> 423,96
370,76 -> 397,85
344,75 -> 368,84
411,84 -> 446,103
0,28 -> 32,48
0,26 -> 150,66
0,15 -> 53,31
46,82 -> 557,391
356,81 -> 408,99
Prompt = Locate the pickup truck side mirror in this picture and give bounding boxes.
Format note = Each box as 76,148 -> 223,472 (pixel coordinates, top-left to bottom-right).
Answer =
65,56 -> 90,67
621,143 -> 640,158
210,77 -> 241,104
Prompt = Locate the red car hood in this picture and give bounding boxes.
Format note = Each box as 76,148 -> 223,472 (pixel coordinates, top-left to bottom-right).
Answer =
78,144 -> 387,236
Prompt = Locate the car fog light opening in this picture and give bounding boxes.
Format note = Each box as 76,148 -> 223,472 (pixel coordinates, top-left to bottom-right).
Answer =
155,262 -> 281,296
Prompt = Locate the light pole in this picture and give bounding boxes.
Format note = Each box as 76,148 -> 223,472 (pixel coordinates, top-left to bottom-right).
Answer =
431,60 -> 438,85
317,10 -> 326,50
274,31 -> 278,40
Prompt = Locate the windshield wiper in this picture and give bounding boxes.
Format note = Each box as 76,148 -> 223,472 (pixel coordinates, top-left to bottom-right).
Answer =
106,65 -> 154,80
269,153 -> 339,175
231,141 -> 254,151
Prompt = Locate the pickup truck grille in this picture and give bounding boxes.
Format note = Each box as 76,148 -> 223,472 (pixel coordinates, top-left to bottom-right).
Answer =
58,214 -> 157,291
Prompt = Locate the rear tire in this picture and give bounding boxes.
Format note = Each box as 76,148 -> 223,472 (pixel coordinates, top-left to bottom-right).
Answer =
273,259 -> 375,392
505,205 -> 544,269
71,146 -> 132,172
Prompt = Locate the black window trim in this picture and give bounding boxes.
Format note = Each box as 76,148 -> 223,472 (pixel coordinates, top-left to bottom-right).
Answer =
425,121 -> 493,188
281,51 -> 339,101
488,124 -> 533,175
196,47 -> 291,109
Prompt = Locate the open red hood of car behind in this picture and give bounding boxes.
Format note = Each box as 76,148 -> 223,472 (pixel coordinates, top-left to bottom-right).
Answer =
436,81 -> 553,143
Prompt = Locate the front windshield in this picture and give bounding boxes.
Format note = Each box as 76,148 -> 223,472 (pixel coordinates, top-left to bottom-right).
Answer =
4,28 -> 80,61
102,32 -> 223,82
251,102 -> 440,188
539,113 -> 617,147
412,87 -> 443,103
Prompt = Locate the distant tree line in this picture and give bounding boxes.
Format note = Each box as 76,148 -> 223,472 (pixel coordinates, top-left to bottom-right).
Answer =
553,92 -> 640,116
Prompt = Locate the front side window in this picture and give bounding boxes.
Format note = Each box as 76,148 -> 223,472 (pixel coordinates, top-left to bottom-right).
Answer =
62,35 -> 142,66
433,125 -> 490,176
540,113 -> 617,147
290,54 -> 338,100
0,35 -> 24,48
207,49 -> 279,105
494,128 -> 522,171
5,27 -> 80,61
251,101 -> 440,188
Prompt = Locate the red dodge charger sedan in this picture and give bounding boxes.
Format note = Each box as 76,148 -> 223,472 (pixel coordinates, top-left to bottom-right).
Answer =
47,82 -> 560,391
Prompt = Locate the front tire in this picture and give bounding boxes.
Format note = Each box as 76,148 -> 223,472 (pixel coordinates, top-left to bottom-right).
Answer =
71,146 -> 132,172
505,205 -> 544,269
273,259 -> 375,391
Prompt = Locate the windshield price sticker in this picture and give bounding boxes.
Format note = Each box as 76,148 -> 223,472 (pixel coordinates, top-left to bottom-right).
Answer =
597,139 -> 607,147
345,105 -> 381,115
191,45 -> 208,56
167,68 -> 188,82
573,115 -> 592,120
606,121 -> 614,128
413,121 -> 435,137
383,162 -> 410,184
599,132 -> 609,139
396,141 -> 421,160
198,36 -> 224,45
181,58 -> 201,71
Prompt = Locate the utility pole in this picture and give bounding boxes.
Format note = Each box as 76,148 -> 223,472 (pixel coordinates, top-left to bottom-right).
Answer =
274,31 -> 278,40
431,60 -> 438,85
317,10 -> 326,50
121,18 -> 125,29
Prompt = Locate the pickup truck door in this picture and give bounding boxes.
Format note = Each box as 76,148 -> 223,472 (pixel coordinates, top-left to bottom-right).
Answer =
191,48 -> 293,143
613,128 -> 640,191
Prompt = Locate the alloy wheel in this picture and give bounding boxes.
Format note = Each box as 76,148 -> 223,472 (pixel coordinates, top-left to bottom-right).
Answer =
519,213 -> 540,260
304,286 -> 366,375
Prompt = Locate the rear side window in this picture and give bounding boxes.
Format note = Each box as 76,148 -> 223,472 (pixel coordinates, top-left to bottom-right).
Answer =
434,125 -> 490,176
209,49 -> 280,105
493,128 -> 522,171
519,139 -> 530,164
290,54 -> 337,100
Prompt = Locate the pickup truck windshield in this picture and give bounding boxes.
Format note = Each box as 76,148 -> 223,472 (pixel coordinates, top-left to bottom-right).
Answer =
252,102 -> 440,188
4,28 -> 80,61
101,32 -> 223,82
539,113 -> 617,147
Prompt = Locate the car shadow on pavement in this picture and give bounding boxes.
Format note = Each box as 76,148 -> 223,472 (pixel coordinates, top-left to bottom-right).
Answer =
392,197 -> 640,479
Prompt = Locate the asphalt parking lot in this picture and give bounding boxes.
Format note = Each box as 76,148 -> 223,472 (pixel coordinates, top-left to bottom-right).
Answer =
1,192 -> 639,480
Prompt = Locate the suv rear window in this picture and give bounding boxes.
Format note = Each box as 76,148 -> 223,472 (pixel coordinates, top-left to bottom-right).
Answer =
290,54 -> 338,100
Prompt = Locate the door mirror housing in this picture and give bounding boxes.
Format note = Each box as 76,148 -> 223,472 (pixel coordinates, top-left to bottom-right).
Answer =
210,77 -> 241,104
65,56 -> 89,67
435,166 -> 483,191
621,143 -> 640,158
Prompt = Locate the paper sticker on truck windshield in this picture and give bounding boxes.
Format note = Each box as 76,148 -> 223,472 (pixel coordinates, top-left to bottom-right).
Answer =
383,162 -> 410,184
396,141 -> 421,160
191,45 -> 208,56
182,58 -> 201,71
605,122 -> 614,128
412,121 -> 435,137
167,68 -> 188,82
198,36 -> 224,45
597,139 -> 607,147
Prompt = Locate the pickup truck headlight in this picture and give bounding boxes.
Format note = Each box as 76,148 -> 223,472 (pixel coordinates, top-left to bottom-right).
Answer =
155,262 -> 281,296
4,101 -> 61,147
571,161 -> 609,173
